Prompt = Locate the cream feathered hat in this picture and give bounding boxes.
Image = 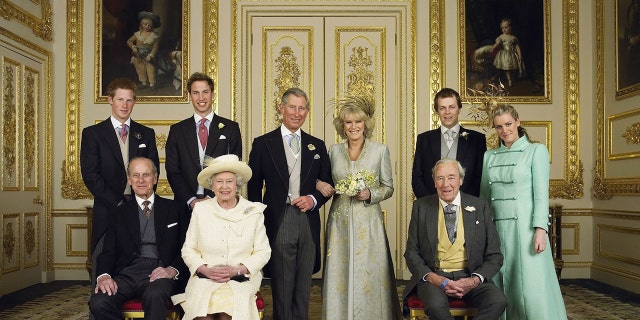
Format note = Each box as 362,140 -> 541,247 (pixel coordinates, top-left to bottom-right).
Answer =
197,154 -> 252,188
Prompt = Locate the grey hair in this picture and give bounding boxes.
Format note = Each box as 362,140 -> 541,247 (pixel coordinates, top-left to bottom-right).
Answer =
432,158 -> 466,180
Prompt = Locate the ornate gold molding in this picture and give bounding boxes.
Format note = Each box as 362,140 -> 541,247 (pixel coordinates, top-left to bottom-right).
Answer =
204,0 -> 219,112
2,57 -> 18,189
622,123 -> 640,145
594,0 -> 640,198
24,68 -> 37,189
429,0 -> 444,128
549,0 -> 583,199
0,0 -> 52,41
61,0 -> 90,200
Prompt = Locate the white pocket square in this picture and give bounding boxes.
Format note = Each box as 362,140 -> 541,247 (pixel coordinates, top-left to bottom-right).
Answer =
314,154 -> 320,159
219,135 -> 227,139
167,222 -> 177,228
138,144 -> 147,148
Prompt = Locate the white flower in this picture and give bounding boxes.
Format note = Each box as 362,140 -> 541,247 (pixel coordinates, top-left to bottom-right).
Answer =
464,206 -> 476,212
460,131 -> 469,140
308,144 -> 316,151
218,123 -> 225,129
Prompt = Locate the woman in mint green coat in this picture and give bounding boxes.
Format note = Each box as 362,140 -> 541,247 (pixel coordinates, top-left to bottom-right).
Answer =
480,105 -> 566,319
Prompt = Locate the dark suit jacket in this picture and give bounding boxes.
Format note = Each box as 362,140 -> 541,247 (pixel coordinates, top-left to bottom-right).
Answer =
96,195 -> 189,293
165,114 -> 242,207
402,193 -> 503,301
411,126 -> 486,198
247,128 -> 332,274
80,118 -> 159,250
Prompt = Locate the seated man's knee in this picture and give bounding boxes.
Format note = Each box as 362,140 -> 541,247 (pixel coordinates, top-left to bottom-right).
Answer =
89,293 -> 112,314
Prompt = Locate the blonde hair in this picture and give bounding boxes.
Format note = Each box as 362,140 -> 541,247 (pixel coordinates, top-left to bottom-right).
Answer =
332,95 -> 376,140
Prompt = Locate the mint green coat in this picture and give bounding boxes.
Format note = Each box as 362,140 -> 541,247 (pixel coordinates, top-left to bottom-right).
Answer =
480,137 -> 567,319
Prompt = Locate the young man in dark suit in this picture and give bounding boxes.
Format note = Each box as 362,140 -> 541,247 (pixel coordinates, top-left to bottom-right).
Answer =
89,157 -> 188,320
165,72 -> 242,211
404,159 -> 506,320
412,88 -> 486,198
80,77 -> 159,270
247,88 -> 332,320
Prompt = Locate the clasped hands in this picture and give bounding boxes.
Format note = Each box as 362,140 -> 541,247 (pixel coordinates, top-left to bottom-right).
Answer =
94,266 -> 177,295
196,265 -> 244,283
426,273 -> 480,298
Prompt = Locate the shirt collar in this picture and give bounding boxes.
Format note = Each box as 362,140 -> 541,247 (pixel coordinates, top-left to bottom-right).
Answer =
280,124 -> 301,138
194,112 -> 214,124
110,116 -> 131,129
440,123 -> 461,135
439,192 -> 461,209
135,193 -> 156,208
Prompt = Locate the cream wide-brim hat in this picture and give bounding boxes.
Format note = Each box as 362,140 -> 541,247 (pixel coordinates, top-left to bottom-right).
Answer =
197,154 -> 252,189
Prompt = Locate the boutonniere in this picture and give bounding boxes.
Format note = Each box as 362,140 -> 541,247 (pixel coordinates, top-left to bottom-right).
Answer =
134,132 -> 142,140
308,144 -> 316,151
464,206 -> 476,212
460,131 -> 469,140
218,123 -> 225,129
313,154 -> 320,159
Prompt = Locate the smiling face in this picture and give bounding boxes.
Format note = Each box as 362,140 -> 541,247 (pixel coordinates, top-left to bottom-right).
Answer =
434,161 -> 463,203
109,88 -> 135,123
211,171 -> 238,205
493,113 -> 521,148
189,80 -> 215,117
436,96 -> 461,129
279,94 -> 309,132
127,158 -> 158,199
343,112 -> 365,142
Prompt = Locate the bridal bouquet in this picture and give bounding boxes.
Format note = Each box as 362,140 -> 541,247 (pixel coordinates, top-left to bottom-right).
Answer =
334,169 -> 377,196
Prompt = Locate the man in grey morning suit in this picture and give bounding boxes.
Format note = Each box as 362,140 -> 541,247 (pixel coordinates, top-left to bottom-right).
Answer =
247,88 -> 332,320
404,159 -> 506,320
412,88 -> 486,198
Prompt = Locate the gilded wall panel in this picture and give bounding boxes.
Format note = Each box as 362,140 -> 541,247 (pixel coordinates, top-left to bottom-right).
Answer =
594,0 -> 640,198
0,0 -> 52,41
335,27 -> 386,144
23,67 -> 38,191
1,213 -> 20,273
597,224 -> 640,265
562,223 -> 580,255
23,212 -> 38,267
65,224 -> 87,257
2,57 -> 19,191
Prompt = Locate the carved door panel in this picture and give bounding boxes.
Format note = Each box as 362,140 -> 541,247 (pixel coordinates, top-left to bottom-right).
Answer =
250,16 -> 399,274
0,42 -> 46,295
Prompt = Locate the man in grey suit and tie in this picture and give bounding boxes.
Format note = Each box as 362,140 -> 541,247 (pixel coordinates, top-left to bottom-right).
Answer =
403,159 -> 506,320
247,88 -> 332,320
412,88 -> 486,198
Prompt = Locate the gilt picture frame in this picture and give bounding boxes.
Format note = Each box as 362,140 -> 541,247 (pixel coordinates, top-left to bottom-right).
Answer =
616,0 -> 640,100
95,0 -> 189,103
459,0 -> 551,103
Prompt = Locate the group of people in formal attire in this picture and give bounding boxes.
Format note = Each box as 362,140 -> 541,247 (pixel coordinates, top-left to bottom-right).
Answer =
80,72 -> 566,319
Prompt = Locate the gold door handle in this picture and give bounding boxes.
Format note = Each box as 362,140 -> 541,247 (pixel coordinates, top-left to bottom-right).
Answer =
33,196 -> 43,205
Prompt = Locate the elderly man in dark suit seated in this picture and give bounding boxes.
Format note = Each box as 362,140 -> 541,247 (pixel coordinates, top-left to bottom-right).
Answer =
89,157 -> 188,320
403,159 -> 506,320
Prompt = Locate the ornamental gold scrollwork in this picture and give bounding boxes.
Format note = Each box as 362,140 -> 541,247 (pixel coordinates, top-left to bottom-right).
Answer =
621,123 -> 640,145
3,222 -> 15,262
272,46 -> 302,125
0,0 -> 52,41
156,133 -> 168,150
25,220 -> 35,255
24,70 -> 36,182
346,47 -> 375,98
3,61 -> 17,183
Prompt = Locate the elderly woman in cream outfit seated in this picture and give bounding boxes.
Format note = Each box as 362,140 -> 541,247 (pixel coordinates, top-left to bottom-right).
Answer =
172,154 -> 271,320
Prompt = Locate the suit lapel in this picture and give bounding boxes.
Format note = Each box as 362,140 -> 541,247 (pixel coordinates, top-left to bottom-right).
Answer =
180,119 -> 202,168
153,196 -> 167,242
205,115 -> 222,155
125,201 -> 142,249
429,129 -> 441,157
426,197 -> 440,253
128,121 -> 141,158
460,193 -> 476,254
265,129 -> 290,187
456,126 -> 469,163
300,131 -> 315,185
100,119 -> 125,168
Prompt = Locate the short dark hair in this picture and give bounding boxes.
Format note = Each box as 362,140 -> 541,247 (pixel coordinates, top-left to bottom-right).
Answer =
107,78 -> 137,99
186,72 -> 215,93
280,88 -> 310,109
433,87 -> 462,112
